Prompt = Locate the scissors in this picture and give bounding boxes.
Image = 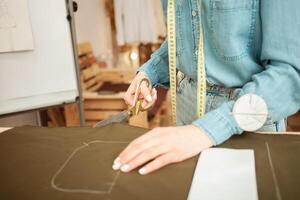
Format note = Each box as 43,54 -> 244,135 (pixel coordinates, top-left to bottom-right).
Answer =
94,78 -> 155,128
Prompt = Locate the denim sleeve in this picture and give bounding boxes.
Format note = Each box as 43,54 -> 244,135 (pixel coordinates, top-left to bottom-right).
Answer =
160,0 -> 168,18
137,39 -> 170,88
193,0 -> 300,145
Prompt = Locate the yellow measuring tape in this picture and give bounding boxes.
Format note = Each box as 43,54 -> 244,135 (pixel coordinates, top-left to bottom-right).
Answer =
168,0 -> 206,125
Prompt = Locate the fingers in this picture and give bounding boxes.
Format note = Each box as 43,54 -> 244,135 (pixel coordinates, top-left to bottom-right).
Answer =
112,129 -> 160,170
138,153 -> 177,175
118,137 -> 159,167
141,88 -> 157,109
119,144 -> 169,173
124,76 -> 154,106
112,127 -> 175,175
124,80 -> 138,106
140,81 -> 152,103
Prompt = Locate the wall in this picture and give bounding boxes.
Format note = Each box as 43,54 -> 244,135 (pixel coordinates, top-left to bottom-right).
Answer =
0,112 -> 39,127
74,0 -> 112,60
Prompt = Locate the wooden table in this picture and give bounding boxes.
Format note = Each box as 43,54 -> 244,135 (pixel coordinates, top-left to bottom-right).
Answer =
0,125 -> 299,200
1,127 -> 299,135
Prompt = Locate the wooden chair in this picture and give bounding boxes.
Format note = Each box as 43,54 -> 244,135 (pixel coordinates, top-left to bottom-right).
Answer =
64,42 -> 149,128
287,110 -> 300,131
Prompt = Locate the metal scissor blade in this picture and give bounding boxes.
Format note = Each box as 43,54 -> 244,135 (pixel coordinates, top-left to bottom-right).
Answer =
93,110 -> 131,128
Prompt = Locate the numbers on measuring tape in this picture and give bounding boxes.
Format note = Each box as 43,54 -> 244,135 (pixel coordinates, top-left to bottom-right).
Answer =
167,0 -> 177,125
167,0 -> 206,125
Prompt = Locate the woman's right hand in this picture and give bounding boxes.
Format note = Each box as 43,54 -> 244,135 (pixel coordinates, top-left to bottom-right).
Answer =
124,72 -> 157,109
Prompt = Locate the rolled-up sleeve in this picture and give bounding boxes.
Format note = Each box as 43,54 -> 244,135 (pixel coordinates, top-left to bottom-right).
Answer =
137,39 -> 170,87
193,0 -> 300,145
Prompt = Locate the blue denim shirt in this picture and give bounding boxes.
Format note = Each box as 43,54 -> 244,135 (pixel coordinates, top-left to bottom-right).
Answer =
138,0 -> 300,145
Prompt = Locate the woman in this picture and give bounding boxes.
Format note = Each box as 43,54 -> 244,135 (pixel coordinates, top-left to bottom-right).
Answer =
112,0 -> 300,175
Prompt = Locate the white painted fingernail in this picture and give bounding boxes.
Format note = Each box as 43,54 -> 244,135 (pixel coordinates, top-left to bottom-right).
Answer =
138,167 -> 147,175
114,157 -> 120,164
146,95 -> 152,102
112,162 -> 121,170
121,164 -> 130,172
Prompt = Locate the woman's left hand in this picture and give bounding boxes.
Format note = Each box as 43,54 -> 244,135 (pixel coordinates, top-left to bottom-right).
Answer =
112,125 -> 213,175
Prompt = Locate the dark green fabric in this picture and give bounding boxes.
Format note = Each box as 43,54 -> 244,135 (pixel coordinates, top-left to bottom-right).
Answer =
0,124 -> 299,200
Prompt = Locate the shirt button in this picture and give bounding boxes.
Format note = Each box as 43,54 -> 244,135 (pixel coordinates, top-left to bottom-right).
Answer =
192,10 -> 197,17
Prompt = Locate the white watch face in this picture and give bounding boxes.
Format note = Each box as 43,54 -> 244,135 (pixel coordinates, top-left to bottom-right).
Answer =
232,94 -> 268,132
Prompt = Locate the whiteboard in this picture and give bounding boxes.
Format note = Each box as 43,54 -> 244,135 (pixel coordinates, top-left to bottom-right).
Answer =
0,0 -> 78,115
0,0 -> 34,53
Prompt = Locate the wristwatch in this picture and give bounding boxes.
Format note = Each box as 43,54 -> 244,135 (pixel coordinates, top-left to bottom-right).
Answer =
232,94 -> 268,132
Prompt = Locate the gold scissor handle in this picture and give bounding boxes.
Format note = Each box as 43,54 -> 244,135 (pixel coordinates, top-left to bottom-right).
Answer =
129,78 -> 155,116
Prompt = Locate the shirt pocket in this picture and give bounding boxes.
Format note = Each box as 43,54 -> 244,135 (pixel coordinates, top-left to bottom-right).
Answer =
208,0 -> 257,61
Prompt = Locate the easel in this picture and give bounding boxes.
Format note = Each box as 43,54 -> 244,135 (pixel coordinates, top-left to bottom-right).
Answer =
0,0 -> 85,126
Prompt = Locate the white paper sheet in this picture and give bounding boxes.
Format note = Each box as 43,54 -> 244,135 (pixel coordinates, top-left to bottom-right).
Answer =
0,0 -> 34,53
188,148 -> 258,200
